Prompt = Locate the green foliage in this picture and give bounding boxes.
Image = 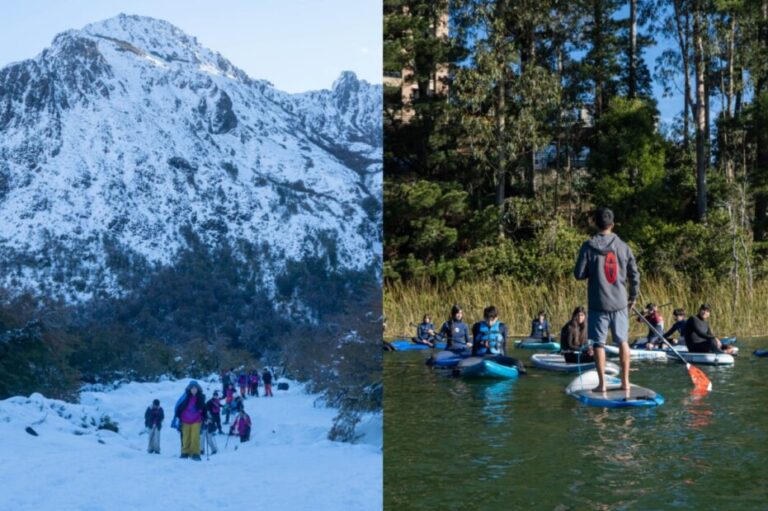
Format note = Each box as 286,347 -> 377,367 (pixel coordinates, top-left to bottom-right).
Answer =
0,298 -> 79,400
588,97 -> 667,229
384,180 -> 469,264
282,277 -> 382,442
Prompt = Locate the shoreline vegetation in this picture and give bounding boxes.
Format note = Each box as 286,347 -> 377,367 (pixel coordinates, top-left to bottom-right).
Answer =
384,2 -> 768,346
385,277 -> 768,340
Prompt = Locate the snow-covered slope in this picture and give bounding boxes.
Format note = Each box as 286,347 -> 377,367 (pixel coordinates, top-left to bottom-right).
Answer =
0,14 -> 382,301
0,376 -> 382,510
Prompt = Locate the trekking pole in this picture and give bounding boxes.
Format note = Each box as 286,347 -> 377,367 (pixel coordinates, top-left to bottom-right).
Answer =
205,429 -> 210,461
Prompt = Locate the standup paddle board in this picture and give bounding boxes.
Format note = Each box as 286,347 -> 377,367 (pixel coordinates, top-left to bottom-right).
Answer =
426,350 -> 469,367
388,339 -> 448,351
667,351 -> 735,366
603,344 -> 668,361
514,338 -> 561,350
454,356 -> 522,379
565,370 -> 664,408
531,353 -> 620,374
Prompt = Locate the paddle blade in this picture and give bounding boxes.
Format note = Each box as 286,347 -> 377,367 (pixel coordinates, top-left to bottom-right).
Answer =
686,363 -> 712,393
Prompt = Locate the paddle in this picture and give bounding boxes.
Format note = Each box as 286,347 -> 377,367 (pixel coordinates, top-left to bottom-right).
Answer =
632,307 -> 712,393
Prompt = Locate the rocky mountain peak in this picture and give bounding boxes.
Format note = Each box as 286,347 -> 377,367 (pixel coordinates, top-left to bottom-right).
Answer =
0,15 -> 382,303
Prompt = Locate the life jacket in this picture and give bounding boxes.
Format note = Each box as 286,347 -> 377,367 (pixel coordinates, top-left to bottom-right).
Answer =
477,321 -> 503,354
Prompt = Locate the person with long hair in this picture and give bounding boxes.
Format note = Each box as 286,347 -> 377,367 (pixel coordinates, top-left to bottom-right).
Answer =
560,306 -> 593,363
438,304 -> 470,351
174,381 -> 206,460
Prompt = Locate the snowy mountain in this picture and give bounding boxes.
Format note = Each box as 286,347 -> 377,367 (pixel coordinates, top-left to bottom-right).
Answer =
0,376 -> 382,510
0,14 -> 382,302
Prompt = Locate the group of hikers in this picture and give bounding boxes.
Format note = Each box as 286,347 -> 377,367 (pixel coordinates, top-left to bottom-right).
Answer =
413,208 -> 735,394
143,367 -> 276,459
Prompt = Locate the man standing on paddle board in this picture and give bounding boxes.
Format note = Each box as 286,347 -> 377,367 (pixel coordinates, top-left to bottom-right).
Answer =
574,208 -> 640,392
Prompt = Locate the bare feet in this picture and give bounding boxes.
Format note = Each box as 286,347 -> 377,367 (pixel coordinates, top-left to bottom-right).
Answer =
592,386 -> 607,393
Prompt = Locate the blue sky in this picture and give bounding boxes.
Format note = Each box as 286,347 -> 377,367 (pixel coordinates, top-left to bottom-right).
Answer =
0,0 -> 382,93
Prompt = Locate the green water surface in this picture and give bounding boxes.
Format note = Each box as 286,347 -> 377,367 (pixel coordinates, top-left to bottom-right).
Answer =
384,342 -> 768,510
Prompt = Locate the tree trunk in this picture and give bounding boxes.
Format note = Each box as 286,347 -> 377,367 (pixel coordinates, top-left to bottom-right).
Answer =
754,1 -> 768,240
694,6 -> 707,221
495,0 -> 508,238
673,0 -> 693,148
520,19 -> 537,197
593,0 -> 604,119
724,14 -> 736,182
628,0 -> 638,99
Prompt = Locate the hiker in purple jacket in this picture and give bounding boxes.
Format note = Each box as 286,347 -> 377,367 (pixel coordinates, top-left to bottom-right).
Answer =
574,208 -> 640,393
238,372 -> 248,398
249,370 -> 260,397
232,409 -> 252,443
174,380 -> 207,460
144,399 -> 164,454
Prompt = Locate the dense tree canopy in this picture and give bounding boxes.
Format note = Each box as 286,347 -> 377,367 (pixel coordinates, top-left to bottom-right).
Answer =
385,0 -> 768,289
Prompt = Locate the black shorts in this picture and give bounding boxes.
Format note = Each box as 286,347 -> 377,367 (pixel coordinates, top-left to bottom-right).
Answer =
563,351 -> 594,364
688,340 -> 714,353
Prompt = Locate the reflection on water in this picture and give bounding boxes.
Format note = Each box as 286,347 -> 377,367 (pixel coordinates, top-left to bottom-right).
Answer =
385,341 -> 768,511
684,391 -> 714,430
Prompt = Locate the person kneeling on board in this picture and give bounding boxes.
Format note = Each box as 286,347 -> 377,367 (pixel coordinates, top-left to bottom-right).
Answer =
662,308 -> 687,346
637,303 -> 664,349
560,306 -> 593,363
529,310 -> 551,341
684,304 -> 736,355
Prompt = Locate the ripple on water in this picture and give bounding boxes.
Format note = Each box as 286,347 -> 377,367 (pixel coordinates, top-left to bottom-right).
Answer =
385,341 -> 768,510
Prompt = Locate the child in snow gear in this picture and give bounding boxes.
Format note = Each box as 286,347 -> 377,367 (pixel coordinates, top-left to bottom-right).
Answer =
174,381 -> 207,460
233,395 -> 245,413
262,368 -> 274,397
238,372 -> 248,398
223,383 -> 235,424
206,391 -> 223,434
249,370 -> 260,397
232,409 -> 252,443
221,369 -> 232,396
203,416 -> 218,455
145,399 -> 164,454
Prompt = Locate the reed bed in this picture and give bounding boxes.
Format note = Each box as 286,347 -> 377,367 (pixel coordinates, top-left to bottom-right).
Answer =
384,277 -> 768,339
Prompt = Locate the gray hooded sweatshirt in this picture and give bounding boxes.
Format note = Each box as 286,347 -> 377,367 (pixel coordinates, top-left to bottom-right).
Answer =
574,233 -> 640,312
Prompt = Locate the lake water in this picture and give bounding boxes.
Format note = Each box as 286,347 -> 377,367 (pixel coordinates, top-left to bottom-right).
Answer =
384,341 -> 768,510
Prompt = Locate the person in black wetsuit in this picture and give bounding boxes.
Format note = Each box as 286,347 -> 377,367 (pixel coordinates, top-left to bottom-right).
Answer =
412,314 -> 437,347
560,306 -> 594,363
438,304 -> 471,351
684,304 -> 736,354
662,308 -> 687,346
529,310 -> 551,340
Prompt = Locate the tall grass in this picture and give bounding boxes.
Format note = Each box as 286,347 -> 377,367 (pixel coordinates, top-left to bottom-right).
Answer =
384,277 -> 768,339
